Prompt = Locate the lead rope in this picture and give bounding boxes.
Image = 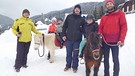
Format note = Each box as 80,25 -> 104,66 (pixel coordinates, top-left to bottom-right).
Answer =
38,34 -> 45,57
100,34 -> 118,46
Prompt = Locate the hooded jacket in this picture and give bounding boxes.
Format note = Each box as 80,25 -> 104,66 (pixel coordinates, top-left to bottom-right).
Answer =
62,13 -> 85,41
12,16 -> 42,42
83,21 -> 98,38
98,9 -> 127,43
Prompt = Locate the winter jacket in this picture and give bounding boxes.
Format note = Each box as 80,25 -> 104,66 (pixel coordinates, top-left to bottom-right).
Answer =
83,22 -> 98,38
56,23 -> 63,33
48,24 -> 56,33
98,9 -> 127,43
12,16 -> 42,42
62,14 -> 85,41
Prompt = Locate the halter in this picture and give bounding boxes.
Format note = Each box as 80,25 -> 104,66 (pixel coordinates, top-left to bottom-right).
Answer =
92,48 -> 100,53
34,42 -> 41,46
35,34 -> 45,57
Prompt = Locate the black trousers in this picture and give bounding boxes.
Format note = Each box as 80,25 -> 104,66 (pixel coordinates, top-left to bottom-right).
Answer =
56,33 -> 64,43
15,41 -> 31,69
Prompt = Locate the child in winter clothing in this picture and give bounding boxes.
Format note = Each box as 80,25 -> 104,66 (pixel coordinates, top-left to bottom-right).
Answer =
55,18 -> 64,48
79,15 -> 98,58
48,17 -> 57,33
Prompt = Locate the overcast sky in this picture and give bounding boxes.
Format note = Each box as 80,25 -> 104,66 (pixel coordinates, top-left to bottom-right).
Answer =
0,0 -> 104,19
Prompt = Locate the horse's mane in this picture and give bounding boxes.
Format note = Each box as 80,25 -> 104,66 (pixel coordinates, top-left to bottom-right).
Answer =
84,32 -> 101,57
86,32 -> 100,50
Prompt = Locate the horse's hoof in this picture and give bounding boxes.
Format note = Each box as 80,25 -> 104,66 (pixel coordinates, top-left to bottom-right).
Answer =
49,60 -> 54,63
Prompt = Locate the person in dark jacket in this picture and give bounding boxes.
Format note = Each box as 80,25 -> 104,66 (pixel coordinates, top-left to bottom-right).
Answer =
79,15 -> 98,58
62,4 -> 85,73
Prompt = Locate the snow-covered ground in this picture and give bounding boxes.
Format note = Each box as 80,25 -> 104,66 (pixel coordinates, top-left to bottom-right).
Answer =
0,13 -> 135,76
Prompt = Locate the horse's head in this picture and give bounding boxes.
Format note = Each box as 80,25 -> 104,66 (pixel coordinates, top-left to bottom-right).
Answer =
86,32 -> 102,60
34,34 -> 43,50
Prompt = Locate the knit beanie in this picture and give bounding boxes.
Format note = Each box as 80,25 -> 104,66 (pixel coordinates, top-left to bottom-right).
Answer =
86,15 -> 95,21
22,9 -> 30,15
106,0 -> 114,4
74,4 -> 81,10
57,18 -> 63,21
51,17 -> 57,22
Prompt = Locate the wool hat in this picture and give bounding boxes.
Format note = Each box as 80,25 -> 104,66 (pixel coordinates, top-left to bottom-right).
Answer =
74,4 -> 81,10
51,17 -> 57,22
86,15 -> 95,21
22,9 -> 30,15
106,0 -> 114,4
57,18 -> 63,21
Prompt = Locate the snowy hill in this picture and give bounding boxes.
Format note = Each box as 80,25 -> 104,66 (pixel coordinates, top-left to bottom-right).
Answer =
0,13 -> 135,76
0,14 -> 13,34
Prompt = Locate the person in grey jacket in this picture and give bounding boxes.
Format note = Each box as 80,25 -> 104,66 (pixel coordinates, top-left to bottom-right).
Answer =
55,18 -> 64,48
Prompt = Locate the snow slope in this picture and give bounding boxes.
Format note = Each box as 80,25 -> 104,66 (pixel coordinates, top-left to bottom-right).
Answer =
0,13 -> 135,76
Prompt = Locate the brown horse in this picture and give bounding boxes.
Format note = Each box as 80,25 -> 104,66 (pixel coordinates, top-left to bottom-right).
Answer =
83,32 -> 103,76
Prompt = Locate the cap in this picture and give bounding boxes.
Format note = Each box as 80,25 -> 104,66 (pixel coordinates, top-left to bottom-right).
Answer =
22,9 -> 30,15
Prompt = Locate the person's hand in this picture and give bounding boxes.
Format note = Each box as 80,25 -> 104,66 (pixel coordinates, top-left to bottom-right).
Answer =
117,41 -> 124,47
62,36 -> 67,41
16,32 -> 21,37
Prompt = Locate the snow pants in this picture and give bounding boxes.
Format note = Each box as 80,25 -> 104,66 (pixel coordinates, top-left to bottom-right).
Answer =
14,41 -> 31,69
79,38 -> 86,55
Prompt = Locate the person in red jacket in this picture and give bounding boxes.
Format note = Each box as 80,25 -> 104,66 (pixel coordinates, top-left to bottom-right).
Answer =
48,17 -> 57,33
98,0 -> 127,76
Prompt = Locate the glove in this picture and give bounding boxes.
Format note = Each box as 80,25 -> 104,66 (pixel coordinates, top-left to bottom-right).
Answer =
62,36 -> 67,41
117,41 -> 124,47
16,32 -> 21,37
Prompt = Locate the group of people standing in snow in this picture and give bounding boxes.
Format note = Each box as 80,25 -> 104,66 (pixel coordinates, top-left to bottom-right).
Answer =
12,0 -> 127,76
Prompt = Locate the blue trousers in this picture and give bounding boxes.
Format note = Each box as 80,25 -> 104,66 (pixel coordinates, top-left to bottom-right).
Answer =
102,42 -> 120,76
65,40 -> 81,69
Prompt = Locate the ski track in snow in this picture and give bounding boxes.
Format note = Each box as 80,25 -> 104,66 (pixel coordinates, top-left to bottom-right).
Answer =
0,13 -> 135,76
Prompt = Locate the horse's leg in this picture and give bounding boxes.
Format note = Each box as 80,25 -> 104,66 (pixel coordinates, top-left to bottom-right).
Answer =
93,62 -> 101,76
85,62 -> 92,76
86,67 -> 90,76
47,51 -> 50,60
49,49 -> 55,63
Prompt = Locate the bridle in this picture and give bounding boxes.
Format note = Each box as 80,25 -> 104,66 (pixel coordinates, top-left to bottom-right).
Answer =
92,48 -> 100,53
34,42 -> 41,46
35,34 -> 45,57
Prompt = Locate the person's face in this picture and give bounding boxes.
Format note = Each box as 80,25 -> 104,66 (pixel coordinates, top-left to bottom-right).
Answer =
52,20 -> 56,24
106,2 -> 114,11
23,12 -> 30,18
86,19 -> 93,24
74,7 -> 81,15
57,20 -> 63,25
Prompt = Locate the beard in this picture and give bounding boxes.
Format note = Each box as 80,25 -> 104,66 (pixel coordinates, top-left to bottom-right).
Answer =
107,6 -> 115,13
